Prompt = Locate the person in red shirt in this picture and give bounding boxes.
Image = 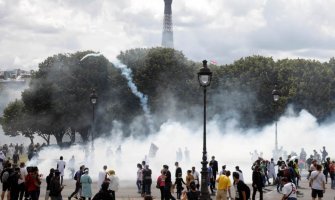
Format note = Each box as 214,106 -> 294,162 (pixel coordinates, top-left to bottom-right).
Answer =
25,167 -> 41,200
330,160 -> 335,189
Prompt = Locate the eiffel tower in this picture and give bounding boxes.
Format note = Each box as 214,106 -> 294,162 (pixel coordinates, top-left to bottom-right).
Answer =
162,0 -> 174,48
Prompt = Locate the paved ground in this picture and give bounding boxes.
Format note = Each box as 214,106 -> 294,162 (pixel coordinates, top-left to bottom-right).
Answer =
35,176 -> 335,200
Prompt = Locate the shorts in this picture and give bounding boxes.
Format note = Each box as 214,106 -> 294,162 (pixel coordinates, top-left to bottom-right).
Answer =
2,183 -> 9,192
311,188 -> 323,198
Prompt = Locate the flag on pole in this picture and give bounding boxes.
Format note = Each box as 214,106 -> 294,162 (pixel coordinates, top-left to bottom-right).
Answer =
210,60 -> 217,65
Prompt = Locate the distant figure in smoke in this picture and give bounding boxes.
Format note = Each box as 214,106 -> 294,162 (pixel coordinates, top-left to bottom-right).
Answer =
80,168 -> 92,200
12,151 -> 19,165
250,150 -> 259,162
299,148 -> 307,162
116,145 -> 122,154
184,147 -> 190,163
57,156 -> 66,185
320,146 -> 328,163
176,148 -> 182,162
68,155 -> 75,179
148,143 -> 158,158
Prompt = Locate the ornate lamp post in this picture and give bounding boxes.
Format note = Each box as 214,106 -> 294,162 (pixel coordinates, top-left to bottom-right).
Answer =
272,85 -> 280,156
198,60 -> 212,200
90,89 -> 98,150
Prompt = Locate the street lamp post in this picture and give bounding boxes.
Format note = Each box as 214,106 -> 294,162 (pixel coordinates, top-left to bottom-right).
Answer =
90,89 -> 98,150
272,85 -> 280,157
198,60 -> 212,200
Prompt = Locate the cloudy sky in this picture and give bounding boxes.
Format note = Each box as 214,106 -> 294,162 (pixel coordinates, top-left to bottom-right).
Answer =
1,0 -> 335,70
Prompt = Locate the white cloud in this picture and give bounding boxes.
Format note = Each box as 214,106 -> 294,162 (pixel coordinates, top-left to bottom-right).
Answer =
0,0 -> 335,69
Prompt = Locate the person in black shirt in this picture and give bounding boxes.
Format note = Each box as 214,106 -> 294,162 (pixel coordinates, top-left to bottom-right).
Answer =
233,172 -> 249,200
163,165 -> 175,200
49,171 -> 64,200
185,181 -> 199,200
252,165 -> 263,200
45,168 -> 55,200
209,156 -> 218,188
175,162 -> 182,180
92,182 -> 113,200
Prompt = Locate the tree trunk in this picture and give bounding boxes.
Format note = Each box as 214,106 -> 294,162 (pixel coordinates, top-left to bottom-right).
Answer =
78,127 -> 89,143
54,134 -> 63,145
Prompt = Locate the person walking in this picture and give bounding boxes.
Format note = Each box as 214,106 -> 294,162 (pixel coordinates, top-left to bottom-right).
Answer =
174,173 -> 185,200
191,167 -> 200,190
137,163 -> 143,194
281,177 -> 297,200
98,166 -> 107,189
157,170 -> 166,200
45,168 -> 55,200
68,165 -> 85,200
209,156 -> 218,188
18,162 -> 27,200
252,165 -> 263,200
49,171 -> 64,200
142,165 -> 152,196
80,168 -> 92,200
310,164 -> 326,200
163,165 -> 176,200
215,170 -> 231,200
56,156 -> 66,186
107,170 -> 119,200
232,172 -> 250,200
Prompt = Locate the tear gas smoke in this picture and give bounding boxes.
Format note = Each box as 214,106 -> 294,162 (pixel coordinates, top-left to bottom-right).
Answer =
28,107 -> 335,185
112,60 -> 155,134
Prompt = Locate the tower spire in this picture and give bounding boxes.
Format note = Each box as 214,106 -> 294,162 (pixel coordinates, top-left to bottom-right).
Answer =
162,0 -> 174,48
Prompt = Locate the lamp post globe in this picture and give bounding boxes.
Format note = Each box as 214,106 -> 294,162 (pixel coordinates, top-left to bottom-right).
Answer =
198,60 -> 212,200
272,85 -> 280,102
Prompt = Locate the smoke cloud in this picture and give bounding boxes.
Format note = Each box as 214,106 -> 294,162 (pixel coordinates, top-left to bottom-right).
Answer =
28,106 -> 334,184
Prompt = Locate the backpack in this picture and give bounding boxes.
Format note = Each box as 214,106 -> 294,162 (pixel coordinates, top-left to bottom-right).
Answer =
74,171 -> 79,180
0,170 -> 9,183
283,168 -> 291,179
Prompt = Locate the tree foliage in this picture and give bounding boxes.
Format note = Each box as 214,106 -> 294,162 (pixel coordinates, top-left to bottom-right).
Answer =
2,48 -> 335,144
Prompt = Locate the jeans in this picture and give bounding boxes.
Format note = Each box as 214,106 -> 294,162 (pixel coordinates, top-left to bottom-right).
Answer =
252,185 -> 263,200
136,180 -> 142,193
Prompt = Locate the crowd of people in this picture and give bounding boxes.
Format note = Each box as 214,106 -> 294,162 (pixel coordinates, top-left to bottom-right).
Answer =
0,144 -> 334,200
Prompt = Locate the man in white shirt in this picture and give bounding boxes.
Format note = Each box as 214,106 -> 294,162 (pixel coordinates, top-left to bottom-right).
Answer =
19,162 -> 27,200
310,164 -> 326,200
281,177 -> 297,200
97,165 -> 107,189
235,166 -> 244,182
57,156 -> 66,185
268,158 -> 276,185
191,166 -> 200,189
